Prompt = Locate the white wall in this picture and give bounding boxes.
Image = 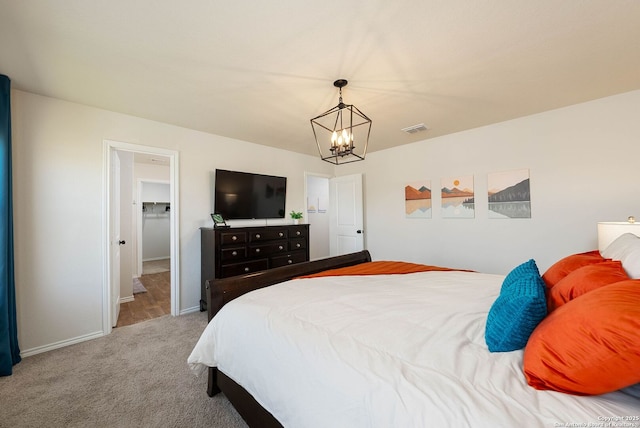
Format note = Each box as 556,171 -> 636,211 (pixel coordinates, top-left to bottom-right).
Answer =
11,89 -> 334,354
141,181 -> 170,202
135,162 -> 170,182
340,90 -> 640,274
12,87 -> 640,355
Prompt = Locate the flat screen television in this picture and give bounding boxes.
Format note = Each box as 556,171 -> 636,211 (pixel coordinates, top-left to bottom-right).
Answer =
214,169 -> 287,220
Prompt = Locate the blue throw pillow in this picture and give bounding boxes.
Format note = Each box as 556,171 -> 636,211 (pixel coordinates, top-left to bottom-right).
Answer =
501,259 -> 540,293
486,271 -> 547,352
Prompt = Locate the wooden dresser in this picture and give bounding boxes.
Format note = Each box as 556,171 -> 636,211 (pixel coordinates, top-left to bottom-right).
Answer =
200,224 -> 309,310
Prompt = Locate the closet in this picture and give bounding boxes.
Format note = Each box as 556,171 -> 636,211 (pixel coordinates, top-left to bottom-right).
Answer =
141,183 -> 170,264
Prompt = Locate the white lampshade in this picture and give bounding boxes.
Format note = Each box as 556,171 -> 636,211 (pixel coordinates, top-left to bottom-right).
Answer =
597,221 -> 640,252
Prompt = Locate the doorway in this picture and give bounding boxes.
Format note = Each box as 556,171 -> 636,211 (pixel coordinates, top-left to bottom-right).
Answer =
304,172 -> 331,260
117,178 -> 172,327
103,140 -> 180,335
305,172 -> 365,260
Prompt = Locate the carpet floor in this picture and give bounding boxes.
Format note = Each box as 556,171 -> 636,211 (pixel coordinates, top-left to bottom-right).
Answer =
0,312 -> 248,428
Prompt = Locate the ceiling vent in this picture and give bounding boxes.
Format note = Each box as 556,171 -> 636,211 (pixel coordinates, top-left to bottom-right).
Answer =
401,123 -> 428,134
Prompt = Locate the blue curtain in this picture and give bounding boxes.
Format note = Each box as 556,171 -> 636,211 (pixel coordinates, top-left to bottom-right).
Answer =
0,74 -> 20,376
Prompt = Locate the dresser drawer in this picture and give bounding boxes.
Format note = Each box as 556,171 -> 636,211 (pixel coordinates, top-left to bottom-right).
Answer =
248,241 -> 288,257
220,246 -> 247,261
221,259 -> 269,277
249,228 -> 288,241
220,232 -> 247,245
289,238 -> 307,251
271,251 -> 308,268
289,226 -> 307,238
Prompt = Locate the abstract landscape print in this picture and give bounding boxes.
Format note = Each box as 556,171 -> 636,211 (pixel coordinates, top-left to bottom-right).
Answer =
488,169 -> 531,218
405,180 -> 432,218
441,176 -> 475,218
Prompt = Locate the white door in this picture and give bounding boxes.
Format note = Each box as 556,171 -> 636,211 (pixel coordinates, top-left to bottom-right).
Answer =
110,150 -> 121,327
329,173 -> 364,256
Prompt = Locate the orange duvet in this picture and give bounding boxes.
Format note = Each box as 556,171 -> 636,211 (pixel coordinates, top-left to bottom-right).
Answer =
297,260 -> 470,279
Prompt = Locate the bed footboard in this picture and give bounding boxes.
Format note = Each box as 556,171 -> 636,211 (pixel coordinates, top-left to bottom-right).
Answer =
209,367 -> 284,427
205,250 -> 372,321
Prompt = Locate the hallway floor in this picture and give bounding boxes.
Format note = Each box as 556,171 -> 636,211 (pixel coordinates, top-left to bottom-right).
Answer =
116,259 -> 171,328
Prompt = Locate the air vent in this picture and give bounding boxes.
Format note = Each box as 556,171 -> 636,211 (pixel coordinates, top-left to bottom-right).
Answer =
401,123 -> 428,134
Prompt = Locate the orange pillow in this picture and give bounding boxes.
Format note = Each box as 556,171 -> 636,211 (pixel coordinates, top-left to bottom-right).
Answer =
524,281 -> 640,395
542,250 -> 605,288
547,261 -> 629,312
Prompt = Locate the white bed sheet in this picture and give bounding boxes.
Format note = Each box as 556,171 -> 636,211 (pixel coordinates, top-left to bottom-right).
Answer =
188,271 -> 640,427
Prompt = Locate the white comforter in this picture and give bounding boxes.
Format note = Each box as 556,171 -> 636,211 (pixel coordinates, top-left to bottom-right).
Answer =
188,271 -> 640,428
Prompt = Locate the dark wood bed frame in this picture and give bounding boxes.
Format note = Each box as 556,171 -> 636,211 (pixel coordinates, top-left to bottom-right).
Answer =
204,250 -> 372,428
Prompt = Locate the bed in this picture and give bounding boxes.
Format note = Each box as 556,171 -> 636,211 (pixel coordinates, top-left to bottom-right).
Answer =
189,242 -> 640,427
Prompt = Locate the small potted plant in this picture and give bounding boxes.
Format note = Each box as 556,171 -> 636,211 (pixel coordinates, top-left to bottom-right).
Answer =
289,210 -> 303,224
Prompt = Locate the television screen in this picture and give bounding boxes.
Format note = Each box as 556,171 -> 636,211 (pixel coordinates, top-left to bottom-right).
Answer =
214,169 -> 287,219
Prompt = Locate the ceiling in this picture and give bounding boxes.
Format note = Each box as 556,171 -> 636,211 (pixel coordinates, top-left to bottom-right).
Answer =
1,1 -> 639,157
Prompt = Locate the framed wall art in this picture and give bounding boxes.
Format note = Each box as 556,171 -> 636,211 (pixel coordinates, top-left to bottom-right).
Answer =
488,169 -> 531,218
441,176 -> 474,218
405,181 -> 432,218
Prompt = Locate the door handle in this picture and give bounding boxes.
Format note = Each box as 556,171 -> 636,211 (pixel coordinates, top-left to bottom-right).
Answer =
118,240 -> 126,245
356,230 -> 363,234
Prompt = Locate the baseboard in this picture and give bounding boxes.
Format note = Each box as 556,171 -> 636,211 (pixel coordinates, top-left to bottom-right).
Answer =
21,330 -> 105,358
142,257 -> 170,262
120,296 -> 134,304
180,306 -> 201,315
22,311 -> 202,357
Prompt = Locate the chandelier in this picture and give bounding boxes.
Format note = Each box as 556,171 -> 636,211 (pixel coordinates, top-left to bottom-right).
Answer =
310,79 -> 372,165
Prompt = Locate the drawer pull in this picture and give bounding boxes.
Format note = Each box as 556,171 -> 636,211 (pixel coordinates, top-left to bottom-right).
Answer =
279,245 -> 283,250
255,248 -> 261,253
296,231 -> 301,236
232,236 -> 237,241
256,234 -> 261,239
244,267 -> 250,272
279,232 -> 283,237
288,260 -> 293,264
232,251 -> 237,256
296,243 -> 301,248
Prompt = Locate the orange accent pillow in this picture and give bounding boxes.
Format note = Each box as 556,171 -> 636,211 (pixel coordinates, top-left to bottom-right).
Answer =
524,281 -> 640,395
542,250 -> 605,288
547,260 -> 630,312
